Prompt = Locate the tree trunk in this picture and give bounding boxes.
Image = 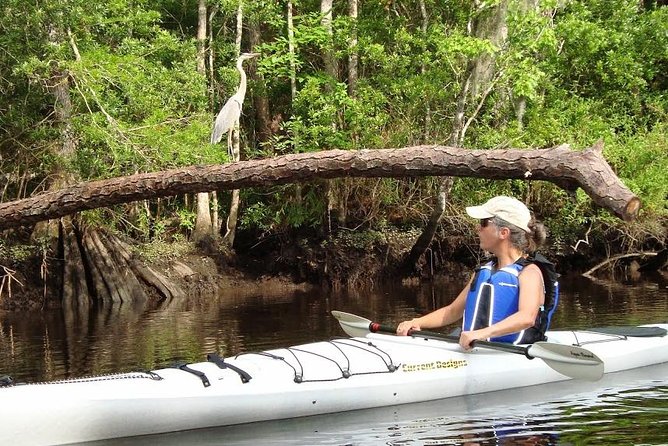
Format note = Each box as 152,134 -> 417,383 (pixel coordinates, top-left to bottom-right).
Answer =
0,143 -> 641,230
401,177 -> 452,275
60,217 -> 90,313
208,7 -> 220,235
348,0 -> 358,97
249,17 -> 271,145
287,0 -> 303,215
511,0 -> 539,129
32,23 -> 78,242
223,1 -> 244,246
106,231 -> 184,300
235,0 -> 243,54
196,0 -> 207,74
419,0 -> 430,141
208,6 -> 218,108
470,1 -> 508,99
321,0 -> 337,81
192,0 -> 214,243
408,0 -> 441,274
320,0 -> 343,232
193,191 -> 213,242
26,22 -> 181,311
36,23 -> 88,313
62,223 -> 180,305
223,189 -> 241,246
287,1 -> 297,101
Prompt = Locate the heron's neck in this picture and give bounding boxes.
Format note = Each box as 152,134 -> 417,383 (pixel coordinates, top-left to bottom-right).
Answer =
237,60 -> 247,97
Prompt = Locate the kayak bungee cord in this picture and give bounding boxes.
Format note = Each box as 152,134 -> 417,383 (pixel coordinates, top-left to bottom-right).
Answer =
0,371 -> 163,387
237,339 -> 398,383
331,338 -> 398,372
572,325 -> 667,346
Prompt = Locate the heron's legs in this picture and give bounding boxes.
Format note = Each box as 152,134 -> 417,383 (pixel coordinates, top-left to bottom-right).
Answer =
226,130 -> 233,158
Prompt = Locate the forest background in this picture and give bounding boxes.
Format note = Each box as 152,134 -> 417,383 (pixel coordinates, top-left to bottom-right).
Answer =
0,0 -> 666,309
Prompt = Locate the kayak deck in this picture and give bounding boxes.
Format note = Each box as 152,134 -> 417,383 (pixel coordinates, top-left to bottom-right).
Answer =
1,323 -> 667,445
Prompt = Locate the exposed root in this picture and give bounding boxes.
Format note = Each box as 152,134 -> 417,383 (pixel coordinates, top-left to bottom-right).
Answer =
0,264 -> 23,303
59,219 -> 184,310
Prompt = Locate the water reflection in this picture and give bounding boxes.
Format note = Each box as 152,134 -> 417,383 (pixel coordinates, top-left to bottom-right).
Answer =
1,274 -> 667,383
1,274 -> 667,445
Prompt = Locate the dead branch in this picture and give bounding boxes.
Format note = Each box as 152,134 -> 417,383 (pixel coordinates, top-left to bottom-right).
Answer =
582,251 -> 658,279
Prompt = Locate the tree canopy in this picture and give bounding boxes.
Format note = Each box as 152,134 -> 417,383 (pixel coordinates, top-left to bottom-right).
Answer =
1,0 -> 666,254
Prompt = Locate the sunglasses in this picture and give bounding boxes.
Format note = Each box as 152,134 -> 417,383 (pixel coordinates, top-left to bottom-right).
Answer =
479,218 -> 493,228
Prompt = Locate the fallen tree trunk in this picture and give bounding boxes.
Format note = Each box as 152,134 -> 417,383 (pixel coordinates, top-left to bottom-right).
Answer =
0,142 -> 640,230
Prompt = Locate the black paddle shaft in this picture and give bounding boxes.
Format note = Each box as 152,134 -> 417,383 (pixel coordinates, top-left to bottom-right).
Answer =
369,322 -> 533,359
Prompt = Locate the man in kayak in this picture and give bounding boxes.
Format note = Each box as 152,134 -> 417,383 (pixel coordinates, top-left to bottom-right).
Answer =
397,195 -> 558,349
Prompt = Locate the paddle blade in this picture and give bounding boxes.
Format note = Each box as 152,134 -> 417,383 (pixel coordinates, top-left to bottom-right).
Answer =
331,310 -> 373,337
528,342 -> 604,381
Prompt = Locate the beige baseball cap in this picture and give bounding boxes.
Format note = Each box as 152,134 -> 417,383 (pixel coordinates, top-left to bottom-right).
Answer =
466,196 -> 531,233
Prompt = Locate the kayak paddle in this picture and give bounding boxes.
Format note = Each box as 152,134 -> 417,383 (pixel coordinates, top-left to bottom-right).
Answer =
332,310 -> 604,381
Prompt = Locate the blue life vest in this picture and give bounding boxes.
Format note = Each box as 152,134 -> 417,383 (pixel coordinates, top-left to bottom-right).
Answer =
462,255 -> 559,344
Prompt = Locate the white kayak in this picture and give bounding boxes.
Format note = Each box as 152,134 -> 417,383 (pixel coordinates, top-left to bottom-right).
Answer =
1,311 -> 667,446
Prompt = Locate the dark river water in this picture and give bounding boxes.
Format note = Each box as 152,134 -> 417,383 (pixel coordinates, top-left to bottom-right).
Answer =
1,273 -> 667,445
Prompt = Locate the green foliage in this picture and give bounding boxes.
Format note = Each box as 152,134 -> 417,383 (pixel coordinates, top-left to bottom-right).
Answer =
0,239 -> 39,263
289,78 -> 388,151
241,202 -> 274,232
134,238 -> 192,263
605,124 -> 668,216
551,0 -> 667,122
331,229 -> 386,251
177,209 -> 197,232
0,0 -> 665,256
240,185 -> 326,232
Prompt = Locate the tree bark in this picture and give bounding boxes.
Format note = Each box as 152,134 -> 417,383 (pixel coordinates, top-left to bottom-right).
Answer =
223,1 -> 244,246
223,188 -> 241,246
32,23 -> 78,241
0,143 -> 641,230
196,0 -> 207,74
192,0 -> 214,243
61,217 -> 89,311
419,0 -> 430,141
286,0 -> 303,212
348,0 -> 358,97
470,0 -> 508,99
511,0 -> 540,129
249,17 -> 271,144
287,1 -> 297,101
193,190 -> 213,242
105,231 -> 184,300
320,0 -> 342,232
321,0 -> 337,81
